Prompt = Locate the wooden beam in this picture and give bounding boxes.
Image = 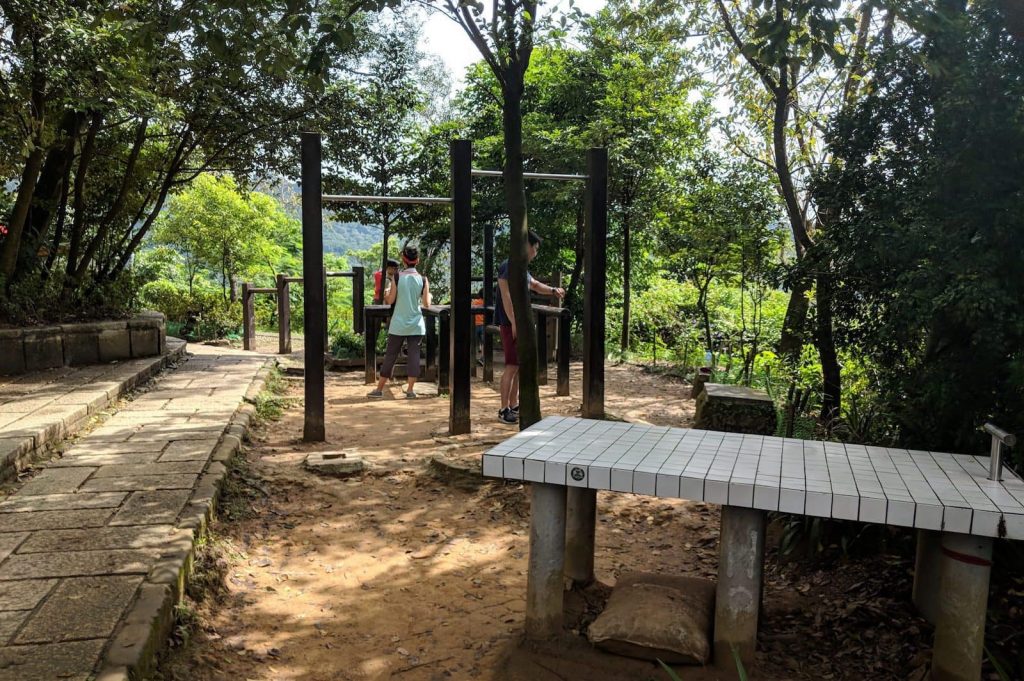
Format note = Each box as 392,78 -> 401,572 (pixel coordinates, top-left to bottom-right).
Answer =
449,139 -> 472,434
583,148 -> 607,420
301,132 -> 326,442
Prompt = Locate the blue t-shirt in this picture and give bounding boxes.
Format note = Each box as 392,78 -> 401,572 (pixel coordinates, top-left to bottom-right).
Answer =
388,270 -> 426,336
494,259 -> 533,327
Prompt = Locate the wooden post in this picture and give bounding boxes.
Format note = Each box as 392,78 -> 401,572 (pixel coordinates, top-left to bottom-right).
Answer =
364,309 -> 378,385
352,265 -> 365,334
582,148 -> 607,420
449,139 -> 472,434
548,272 -> 561,362
439,308 -> 451,396
276,274 -> 291,354
241,283 -> 255,351
322,265 -> 329,347
536,308 -> 548,386
301,132 -> 326,442
426,313 -> 437,380
483,221 -> 495,383
557,309 -> 570,397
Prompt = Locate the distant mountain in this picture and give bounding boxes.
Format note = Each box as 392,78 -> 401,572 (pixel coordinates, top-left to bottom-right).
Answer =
260,178 -> 381,255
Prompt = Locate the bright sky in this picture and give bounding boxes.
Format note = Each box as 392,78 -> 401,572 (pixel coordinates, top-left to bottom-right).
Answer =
420,0 -> 607,86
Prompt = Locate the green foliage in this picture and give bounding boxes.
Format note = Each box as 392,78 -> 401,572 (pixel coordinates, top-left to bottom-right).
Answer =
815,0 -> 1024,454
330,328 -> 364,360
139,280 -> 240,342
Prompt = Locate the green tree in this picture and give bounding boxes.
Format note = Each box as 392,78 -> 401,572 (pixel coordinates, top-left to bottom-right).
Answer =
152,175 -> 288,304
814,0 -> 1024,454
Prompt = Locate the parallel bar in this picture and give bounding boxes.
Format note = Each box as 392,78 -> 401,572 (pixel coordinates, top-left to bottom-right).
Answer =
301,132 -> 326,442
582,148 -> 608,420
532,304 -> 564,316
352,266 -> 365,334
276,274 -> 291,354
284,276 -> 303,284
472,169 -> 587,181
483,221 -> 495,383
248,287 -> 275,294
449,139 -> 473,435
325,271 -> 355,278
322,194 -> 451,205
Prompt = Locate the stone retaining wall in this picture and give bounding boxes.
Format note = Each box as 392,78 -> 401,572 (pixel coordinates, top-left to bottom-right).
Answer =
694,383 -> 778,435
0,313 -> 166,375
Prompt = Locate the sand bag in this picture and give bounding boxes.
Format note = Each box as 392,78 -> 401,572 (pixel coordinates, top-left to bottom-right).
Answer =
587,573 -> 715,664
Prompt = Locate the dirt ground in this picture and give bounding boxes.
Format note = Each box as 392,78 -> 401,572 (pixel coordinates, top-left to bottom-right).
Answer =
156,363 -> 947,681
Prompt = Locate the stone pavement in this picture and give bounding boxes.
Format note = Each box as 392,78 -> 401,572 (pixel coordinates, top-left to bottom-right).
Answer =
0,340 -> 187,483
0,345 -> 270,681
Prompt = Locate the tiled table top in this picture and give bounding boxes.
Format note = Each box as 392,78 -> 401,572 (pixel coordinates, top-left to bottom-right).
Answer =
481,416 -> 1024,540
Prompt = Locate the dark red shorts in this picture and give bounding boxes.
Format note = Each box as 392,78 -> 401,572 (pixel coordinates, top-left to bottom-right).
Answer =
499,324 -> 518,366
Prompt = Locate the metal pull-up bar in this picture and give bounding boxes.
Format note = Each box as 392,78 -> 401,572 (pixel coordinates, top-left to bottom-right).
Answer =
322,194 -> 452,205
471,169 -> 588,181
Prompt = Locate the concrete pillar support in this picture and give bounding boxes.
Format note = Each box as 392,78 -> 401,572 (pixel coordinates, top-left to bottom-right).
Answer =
714,505 -> 766,670
526,483 -> 568,640
912,529 -> 942,624
932,532 -> 993,681
564,487 -> 597,586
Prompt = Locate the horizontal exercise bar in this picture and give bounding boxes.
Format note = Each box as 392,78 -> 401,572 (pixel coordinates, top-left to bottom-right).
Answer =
246,288 -> 276,294
532,304 -> 569,316
325,271 -> 356,278
322,194 -> 452,205
471,169 -> 588,181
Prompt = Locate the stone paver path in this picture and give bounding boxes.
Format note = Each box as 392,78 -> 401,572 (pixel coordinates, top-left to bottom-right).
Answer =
0,340 -> 186,482
0,345 -> 267,681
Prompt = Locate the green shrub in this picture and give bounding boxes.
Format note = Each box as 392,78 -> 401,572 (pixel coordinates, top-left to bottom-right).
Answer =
330,328 -> 364,359
139,281 -> 240,341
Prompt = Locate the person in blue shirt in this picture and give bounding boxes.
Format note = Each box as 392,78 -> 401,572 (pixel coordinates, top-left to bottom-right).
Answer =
368,245 -> 431,399
495,231 -> 564,423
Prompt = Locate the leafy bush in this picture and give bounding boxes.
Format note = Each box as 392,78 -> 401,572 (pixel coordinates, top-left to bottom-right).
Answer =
139,280 -> 240,341
330,328 -> 364,359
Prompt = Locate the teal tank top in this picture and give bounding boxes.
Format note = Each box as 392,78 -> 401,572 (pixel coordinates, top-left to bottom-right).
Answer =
388,270 -> 426,336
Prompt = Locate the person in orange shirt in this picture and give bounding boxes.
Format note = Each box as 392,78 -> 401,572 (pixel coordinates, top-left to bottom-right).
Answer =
472,290 -> 485,364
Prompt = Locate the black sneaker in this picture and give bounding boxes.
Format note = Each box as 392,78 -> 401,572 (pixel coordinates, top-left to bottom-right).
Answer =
498,408 -> 517,424
510,404 -> 520,415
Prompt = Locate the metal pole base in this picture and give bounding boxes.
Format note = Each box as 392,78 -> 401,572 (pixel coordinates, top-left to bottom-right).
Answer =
714,505 -> 766,670
526,483 -> 568,640
564,487 -> 596,587
932,532 -> 993,681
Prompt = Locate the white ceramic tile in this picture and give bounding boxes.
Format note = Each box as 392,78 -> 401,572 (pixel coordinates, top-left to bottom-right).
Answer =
779,487 -> 805,514
753,485 -> 780,511
941,506 -> 973,534
482,454 -> 503,478
859,496 -> 887,524
832,494 -> 859,521
806,491 -> 832,518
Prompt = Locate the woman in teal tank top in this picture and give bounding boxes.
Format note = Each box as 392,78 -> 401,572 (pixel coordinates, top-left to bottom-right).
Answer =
368,245 -> 431,399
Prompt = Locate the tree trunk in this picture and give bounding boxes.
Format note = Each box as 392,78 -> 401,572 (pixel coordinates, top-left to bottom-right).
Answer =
501,74 -> 541,430
18,110 -> 82,281
778,278 -> 811,360
815,271 -> 841,422
620,213 -> 631,353
0,146 -> 46,282
64,110 -> 103,283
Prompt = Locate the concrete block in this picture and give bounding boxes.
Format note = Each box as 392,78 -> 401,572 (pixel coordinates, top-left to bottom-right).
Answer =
303,451 -> 366,477
695,383 -> 777,435
0,336 -> 26,375
63,331 -> 100,366
23,327 -> 64,371
130,327 -> 160,358
98,326 -> 132,362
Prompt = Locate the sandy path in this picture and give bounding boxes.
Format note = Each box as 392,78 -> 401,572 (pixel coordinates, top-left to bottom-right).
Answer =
156,364 -> 935,681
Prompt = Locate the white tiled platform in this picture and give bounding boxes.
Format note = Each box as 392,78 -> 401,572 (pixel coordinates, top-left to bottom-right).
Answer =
481,416 -> 1024,540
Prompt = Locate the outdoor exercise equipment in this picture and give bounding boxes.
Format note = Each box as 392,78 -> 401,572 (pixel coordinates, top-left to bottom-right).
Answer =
241,268 -> 365,354
299,132 -> 607,443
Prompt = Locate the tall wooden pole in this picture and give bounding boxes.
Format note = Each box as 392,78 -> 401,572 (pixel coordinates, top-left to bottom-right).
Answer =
301,132 -> 326,442
582,147 -> 607,420
449,139 -> 473,435
352,265 -> 365,334
483,221 -> 495,383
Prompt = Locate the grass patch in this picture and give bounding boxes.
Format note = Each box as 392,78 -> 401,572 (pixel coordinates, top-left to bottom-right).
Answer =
253,364 -> 295,422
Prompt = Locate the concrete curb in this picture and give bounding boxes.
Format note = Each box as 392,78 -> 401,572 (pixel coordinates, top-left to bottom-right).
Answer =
0,339 -> 188,484
94,358 -> 275,681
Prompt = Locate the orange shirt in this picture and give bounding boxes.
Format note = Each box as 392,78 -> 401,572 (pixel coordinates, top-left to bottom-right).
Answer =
472,298 -> 484,327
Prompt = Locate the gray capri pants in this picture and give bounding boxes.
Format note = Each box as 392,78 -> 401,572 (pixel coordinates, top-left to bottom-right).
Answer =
380,334 -> 423,379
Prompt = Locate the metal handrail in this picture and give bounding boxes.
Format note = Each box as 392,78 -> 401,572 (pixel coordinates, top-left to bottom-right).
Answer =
321,194 -> 452,205
982,422 -> 1016,481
